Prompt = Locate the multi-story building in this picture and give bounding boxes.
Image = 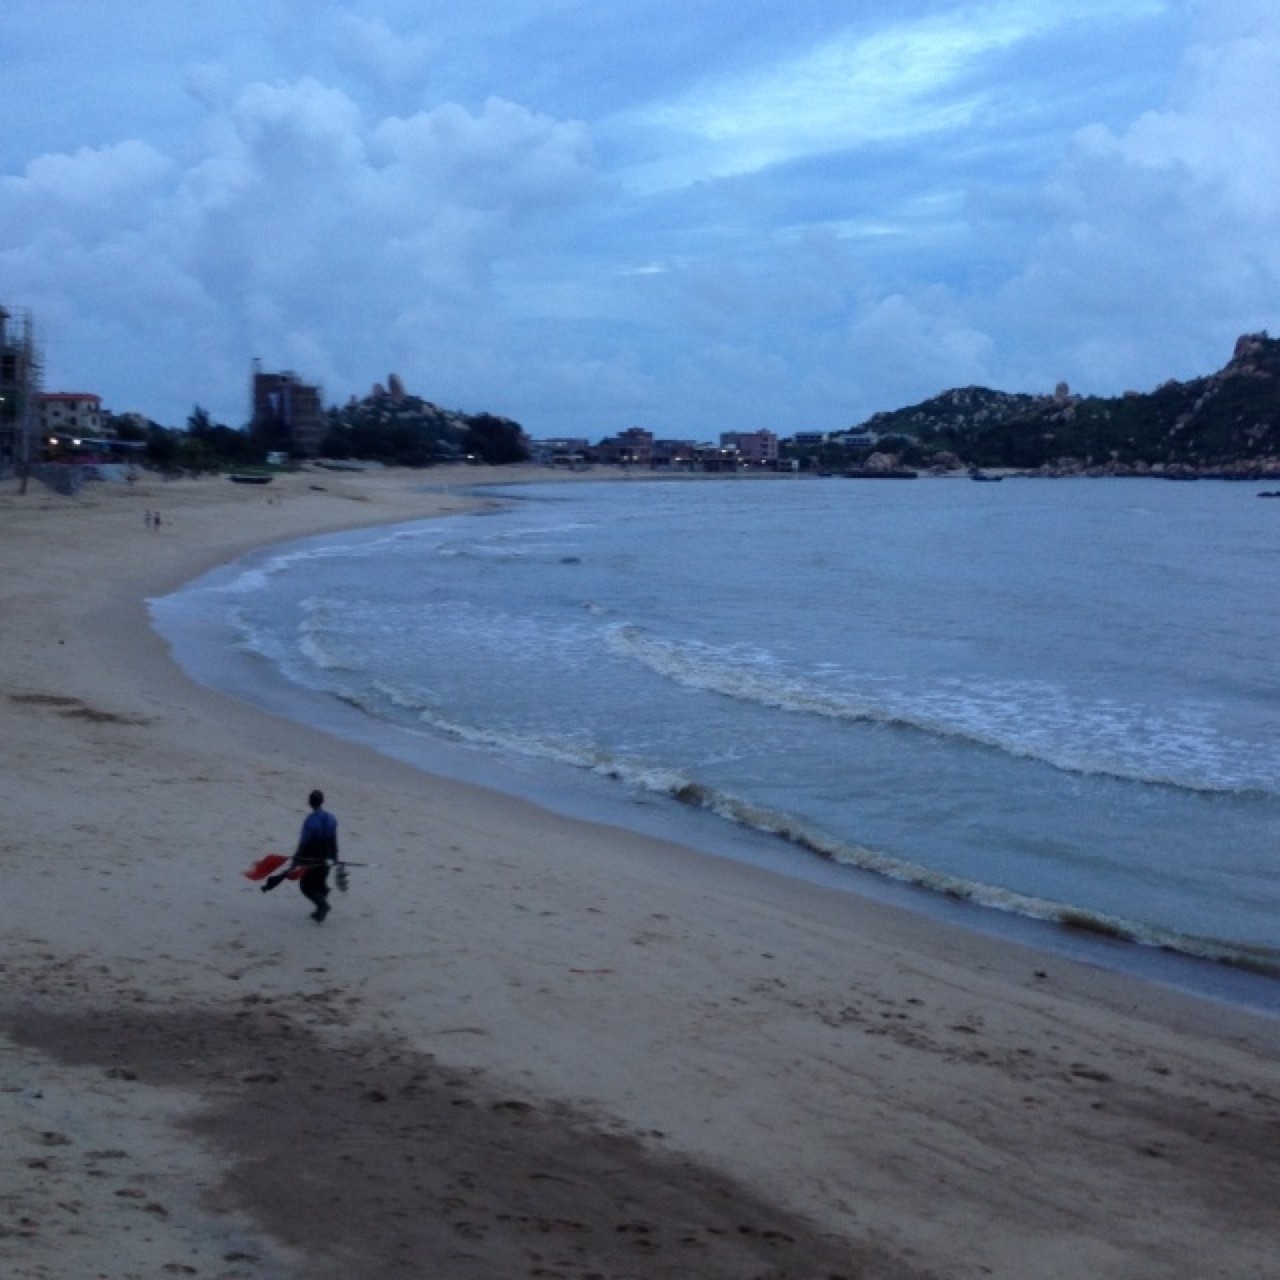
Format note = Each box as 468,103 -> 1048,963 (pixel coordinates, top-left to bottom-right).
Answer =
792,431 -> 828,449
37,392 -> 104,441
251,361 -> 325,456
719,429 -> 779,467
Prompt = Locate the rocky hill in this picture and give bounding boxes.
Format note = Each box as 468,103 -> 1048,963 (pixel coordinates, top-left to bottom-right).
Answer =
862,385 -> 1049,438
322,376 -> 527,466
853,333 -> 1280,476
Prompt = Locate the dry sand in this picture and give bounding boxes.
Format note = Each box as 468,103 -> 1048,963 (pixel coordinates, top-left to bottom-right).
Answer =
1,465 -> 1277,1280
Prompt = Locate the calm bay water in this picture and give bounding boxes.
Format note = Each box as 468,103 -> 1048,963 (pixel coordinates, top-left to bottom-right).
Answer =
154,476 -> 1280,981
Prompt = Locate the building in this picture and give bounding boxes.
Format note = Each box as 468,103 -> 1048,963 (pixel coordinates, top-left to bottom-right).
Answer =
651,437 -> 700,469
792,431 -> 828,449
696,442 -> 740,471
251,361 -> 325,456
0,306 -> 40,473
529,437 -> 591,466
37,392 -> 104,441
593,426 -> 654,466
719,429 -> 779,467
840,429 -> 880,449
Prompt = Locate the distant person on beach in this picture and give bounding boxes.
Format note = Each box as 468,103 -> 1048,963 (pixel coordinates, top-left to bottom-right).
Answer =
263,789 -> 339,922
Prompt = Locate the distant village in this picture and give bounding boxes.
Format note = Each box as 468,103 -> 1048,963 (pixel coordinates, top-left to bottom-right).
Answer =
0,304 -> 878,484
4,303 -> 1279,488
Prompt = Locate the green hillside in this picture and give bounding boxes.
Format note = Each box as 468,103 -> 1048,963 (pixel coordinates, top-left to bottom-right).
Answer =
847,333 -> 1280,475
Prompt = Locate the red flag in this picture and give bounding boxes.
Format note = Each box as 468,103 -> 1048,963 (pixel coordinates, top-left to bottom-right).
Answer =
244,853 -> 293,882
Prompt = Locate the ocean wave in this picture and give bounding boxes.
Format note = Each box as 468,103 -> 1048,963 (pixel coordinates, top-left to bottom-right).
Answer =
296,598 -> 366,673
606,625 -> 1278,796
228,606 -> 295,666
342,684 -> 601,770
433,520 -> 595,562
618,766 -> 1280,976
220,524 -> 450,593
216,566 -> 278,596
327,680 -> 1280,976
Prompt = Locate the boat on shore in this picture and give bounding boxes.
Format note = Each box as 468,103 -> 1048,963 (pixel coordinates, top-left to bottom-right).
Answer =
229,473 -> 273,485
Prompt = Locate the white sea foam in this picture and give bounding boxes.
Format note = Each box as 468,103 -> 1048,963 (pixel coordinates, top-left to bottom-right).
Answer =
343,677 -> 1280,973
606,624 -> 1276,795
297,598 -> 365,673
339,685 -> 601,770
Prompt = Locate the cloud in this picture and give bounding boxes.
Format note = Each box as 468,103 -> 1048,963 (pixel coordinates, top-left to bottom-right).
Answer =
331,12 -> 439,91
626,0 -> 1168,189
184,62 -> 233,111
985,6 -> 1280,392
0,68 -> 595,424
0,141 -> 172,233
232,77 -> 368,173
373,97 -> 592,210
1086,26 -> 1280,222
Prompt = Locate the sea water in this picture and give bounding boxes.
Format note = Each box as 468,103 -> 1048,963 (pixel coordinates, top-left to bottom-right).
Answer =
152,476 -> 1280,992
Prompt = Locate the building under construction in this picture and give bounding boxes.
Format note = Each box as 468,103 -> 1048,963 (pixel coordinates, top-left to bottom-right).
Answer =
0,306 -> 41,477
250,361 -> 325,457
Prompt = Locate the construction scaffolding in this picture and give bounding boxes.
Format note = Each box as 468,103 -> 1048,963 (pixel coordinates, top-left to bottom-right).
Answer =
0,306 -> 43,491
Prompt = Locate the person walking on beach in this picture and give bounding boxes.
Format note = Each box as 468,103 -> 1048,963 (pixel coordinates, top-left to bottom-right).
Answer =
263,789 -> 339,922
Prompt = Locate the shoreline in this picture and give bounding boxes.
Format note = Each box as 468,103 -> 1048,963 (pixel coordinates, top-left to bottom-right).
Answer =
4,466 -> 1280,1280
153,511 -> 1280,1015
156,476 -> 1280,1010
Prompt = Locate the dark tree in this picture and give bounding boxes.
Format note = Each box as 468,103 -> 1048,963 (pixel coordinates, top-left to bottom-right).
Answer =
463,414 -> 528,465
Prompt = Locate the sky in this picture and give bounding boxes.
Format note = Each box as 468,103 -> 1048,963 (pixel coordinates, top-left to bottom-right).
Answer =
3,1 -> 1278,439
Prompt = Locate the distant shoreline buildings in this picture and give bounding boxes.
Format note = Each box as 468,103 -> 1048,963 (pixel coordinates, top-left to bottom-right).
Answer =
4,305 -> 1277,479
531,426 -> 787,472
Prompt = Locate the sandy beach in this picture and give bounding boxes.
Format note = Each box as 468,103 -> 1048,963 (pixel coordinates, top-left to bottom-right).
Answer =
2,465 -> 1277,1280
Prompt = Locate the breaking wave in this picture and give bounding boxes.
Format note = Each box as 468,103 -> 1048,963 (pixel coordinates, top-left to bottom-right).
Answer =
606,625 -> 1276,797
330,678 -> 1280,976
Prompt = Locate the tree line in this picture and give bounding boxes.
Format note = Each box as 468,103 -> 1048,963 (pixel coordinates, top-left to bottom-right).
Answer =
107,400 -> 528,471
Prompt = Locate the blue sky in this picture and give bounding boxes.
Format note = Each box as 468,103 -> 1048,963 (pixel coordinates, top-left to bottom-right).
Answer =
3,1 -> 1277,438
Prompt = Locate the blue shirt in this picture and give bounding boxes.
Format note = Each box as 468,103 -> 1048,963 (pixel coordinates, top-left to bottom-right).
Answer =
296,808 -> 338,863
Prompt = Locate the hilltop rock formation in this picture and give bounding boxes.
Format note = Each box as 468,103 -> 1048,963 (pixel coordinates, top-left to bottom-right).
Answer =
321,375 -> 526,467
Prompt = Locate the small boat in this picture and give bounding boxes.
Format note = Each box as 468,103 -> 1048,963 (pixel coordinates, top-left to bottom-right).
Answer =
229,473 -> 273,485
1258,490 -> 1280,499
842,467 -> 918,479
969,471 -> 1003,482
